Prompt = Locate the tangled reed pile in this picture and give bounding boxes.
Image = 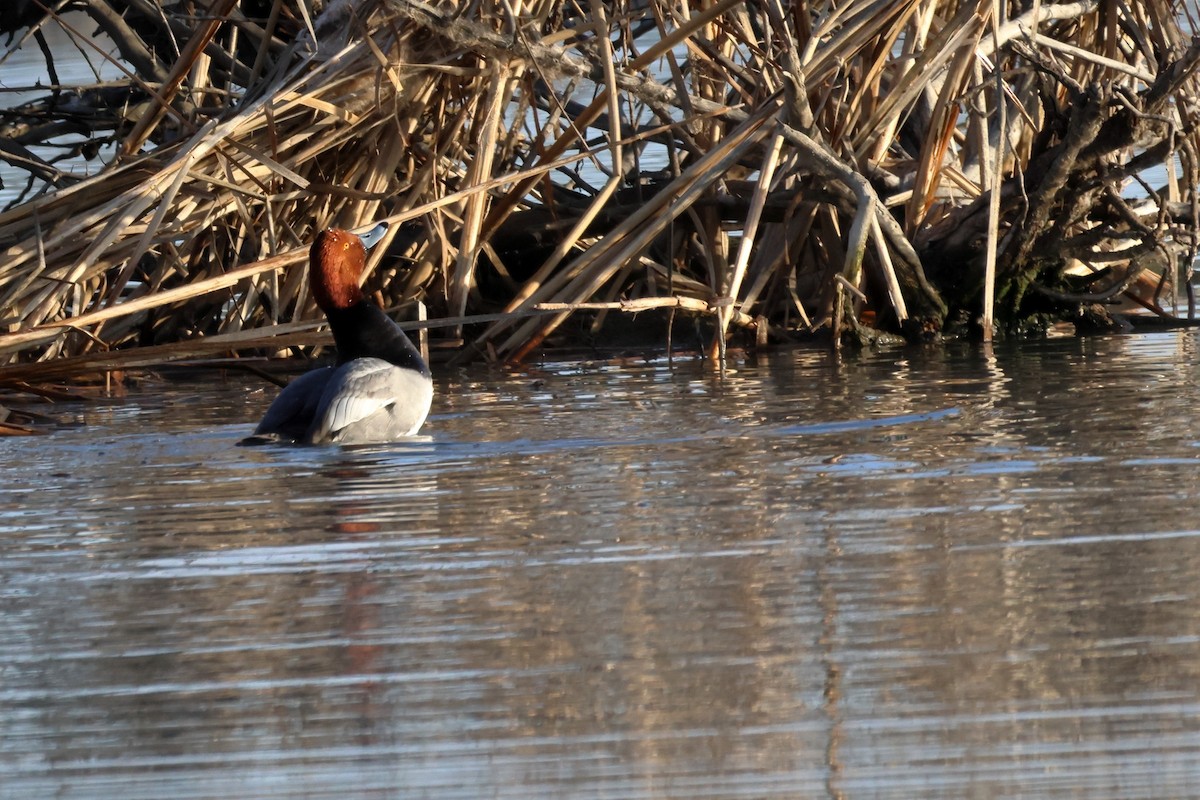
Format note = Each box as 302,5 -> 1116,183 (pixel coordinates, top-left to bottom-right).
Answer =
1,0 -> 1199,379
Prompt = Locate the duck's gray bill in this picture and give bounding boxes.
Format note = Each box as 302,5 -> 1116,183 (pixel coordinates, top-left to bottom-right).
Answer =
355,222 -> 390,250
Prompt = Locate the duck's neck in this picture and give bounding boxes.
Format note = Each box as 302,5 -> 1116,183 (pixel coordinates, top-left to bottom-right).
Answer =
326,300 -> 430,377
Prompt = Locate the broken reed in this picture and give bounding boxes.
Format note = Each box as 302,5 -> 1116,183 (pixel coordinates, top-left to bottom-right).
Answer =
0,0 -> 1197,381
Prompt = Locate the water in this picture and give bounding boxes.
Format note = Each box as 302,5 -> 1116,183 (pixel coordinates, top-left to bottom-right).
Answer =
3,332 -> 1200,797
0,16 -> 124,209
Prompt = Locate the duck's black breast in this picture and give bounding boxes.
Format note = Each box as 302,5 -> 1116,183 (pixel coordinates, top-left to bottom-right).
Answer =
325,301 -> 430,377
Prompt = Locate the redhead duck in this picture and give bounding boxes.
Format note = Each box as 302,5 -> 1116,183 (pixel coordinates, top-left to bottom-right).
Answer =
242,223 -> 432,445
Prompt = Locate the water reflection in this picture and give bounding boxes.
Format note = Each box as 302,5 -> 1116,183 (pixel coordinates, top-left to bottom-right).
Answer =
3,334 -> 1200,797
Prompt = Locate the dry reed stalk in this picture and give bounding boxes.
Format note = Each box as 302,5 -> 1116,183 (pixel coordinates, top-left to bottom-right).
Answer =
981,0 -> 1007,343
500,102 -> 779,362
870,214 -> 909,324
0,420 -> 38,436
718,132 -> 785,345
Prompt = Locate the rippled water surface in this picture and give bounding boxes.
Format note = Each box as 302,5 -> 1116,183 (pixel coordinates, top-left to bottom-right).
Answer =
4,333 -> 1200,798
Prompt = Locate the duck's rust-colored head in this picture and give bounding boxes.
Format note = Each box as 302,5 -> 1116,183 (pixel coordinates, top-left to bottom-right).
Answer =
309,224 -> 389,312
309,228 -> 370,312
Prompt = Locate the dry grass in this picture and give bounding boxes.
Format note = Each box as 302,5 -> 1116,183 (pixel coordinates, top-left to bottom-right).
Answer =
0,0 -> 1198,379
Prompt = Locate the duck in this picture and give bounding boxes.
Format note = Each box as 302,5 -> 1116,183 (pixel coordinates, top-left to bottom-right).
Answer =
241,223 -> 432,445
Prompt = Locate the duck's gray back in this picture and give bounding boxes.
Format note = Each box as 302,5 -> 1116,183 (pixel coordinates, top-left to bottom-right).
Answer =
306,357 -> 433,445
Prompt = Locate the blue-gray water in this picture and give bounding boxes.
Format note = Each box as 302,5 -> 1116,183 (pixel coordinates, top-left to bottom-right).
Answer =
4,333 -> 1200,797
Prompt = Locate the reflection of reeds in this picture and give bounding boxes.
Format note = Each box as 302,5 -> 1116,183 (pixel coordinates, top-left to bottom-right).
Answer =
0,0 -> 1197,377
